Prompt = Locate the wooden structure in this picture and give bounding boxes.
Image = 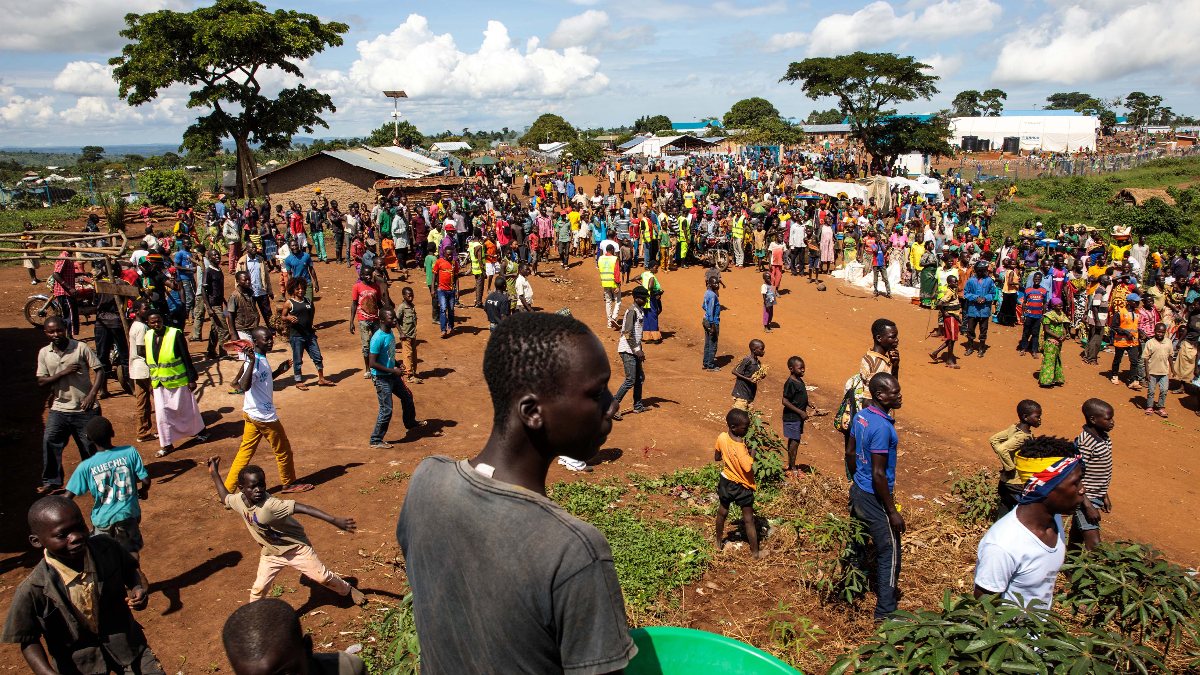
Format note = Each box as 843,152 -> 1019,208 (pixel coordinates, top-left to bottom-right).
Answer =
1113,188 -> 1176,207
373,176 -> 468,202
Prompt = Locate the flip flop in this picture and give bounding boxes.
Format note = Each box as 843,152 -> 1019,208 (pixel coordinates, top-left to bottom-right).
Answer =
280,483 -> 314,493
295,383 -> 309,391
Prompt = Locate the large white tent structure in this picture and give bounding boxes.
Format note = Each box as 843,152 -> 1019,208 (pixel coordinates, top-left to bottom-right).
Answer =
950,115 -> 1099,152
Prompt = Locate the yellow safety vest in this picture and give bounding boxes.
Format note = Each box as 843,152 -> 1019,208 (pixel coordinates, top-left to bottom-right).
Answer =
731,215 -> 745,239
598,255 -> 618,288
145,327 -> 189,389
640,218 -> 652,243
467,240 -> 483,276
639,271 -> 658,308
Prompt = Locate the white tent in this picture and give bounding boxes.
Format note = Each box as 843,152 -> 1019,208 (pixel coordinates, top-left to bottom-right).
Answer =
799,178 -> 868,202
950,115 -> 1099,152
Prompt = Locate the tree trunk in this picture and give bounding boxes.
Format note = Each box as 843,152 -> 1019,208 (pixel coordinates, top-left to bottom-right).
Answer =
235,135 -> 258,200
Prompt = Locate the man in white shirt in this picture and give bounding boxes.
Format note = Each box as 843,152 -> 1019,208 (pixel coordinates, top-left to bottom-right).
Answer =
974,437 -> 1084,610
514,266 -> 534,311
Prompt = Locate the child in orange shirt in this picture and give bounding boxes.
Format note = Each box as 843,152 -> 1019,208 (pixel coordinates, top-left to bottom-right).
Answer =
713,408 -> 762,558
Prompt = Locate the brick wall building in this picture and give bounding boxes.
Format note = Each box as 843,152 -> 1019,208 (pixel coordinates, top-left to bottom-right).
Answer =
261,153 -> 379,208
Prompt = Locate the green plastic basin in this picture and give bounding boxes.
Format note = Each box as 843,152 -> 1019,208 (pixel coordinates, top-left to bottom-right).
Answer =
626,626 -> 800,674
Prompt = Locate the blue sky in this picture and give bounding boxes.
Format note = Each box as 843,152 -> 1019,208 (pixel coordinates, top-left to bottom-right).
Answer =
1,0 -> 1197,147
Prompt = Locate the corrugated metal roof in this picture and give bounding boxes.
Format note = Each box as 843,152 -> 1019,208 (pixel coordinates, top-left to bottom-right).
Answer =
256,146 -> 445,181
618,137 -> 646,150
431,141 -> 471,152
801,123 -> 851,133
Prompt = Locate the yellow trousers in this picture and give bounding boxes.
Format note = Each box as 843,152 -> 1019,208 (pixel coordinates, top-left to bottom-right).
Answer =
225,414 -> 297,491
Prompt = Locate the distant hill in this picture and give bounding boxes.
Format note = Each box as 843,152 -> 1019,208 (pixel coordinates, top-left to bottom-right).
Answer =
0,137 -> 336,166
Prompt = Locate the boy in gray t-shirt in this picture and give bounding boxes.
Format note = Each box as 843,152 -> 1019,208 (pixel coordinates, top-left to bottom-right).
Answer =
397,312 -> 635,674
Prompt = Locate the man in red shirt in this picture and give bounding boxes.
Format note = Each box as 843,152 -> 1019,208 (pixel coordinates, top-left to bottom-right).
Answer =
50,251 -> 80,335
349,266 -> 385,377
432,248 -> 456,338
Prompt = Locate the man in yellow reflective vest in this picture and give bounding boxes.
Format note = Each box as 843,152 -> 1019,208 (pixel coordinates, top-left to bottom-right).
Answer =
598,247 -> 622,329
468,234 -> 485,308
145,311 -> 207,458
731,211 -> 746,267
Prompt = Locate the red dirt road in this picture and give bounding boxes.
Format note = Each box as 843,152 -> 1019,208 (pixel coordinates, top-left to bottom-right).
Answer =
0,253 -> 1196,671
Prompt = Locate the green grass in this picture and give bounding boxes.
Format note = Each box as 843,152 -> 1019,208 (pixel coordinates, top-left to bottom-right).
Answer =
0,204 -> 81,233
548,479 -> 710,615
991,156 -> 1200,246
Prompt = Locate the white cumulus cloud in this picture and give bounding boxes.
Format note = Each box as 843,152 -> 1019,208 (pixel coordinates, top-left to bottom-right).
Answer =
769,0 -> 1001,55
992,0 -> 1200,84
1,0 -> 189,52
547,10 -> 610,49
347,14 -> 609,100
920,53 -> 964,80
53,61 -> 119,97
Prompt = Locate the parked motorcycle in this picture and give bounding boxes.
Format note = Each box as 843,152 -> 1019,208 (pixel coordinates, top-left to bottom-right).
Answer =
23,277 -> 97,328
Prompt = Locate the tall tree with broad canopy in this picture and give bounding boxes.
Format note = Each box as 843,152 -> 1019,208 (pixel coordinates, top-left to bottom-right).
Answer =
633,114 -> 673,133
781,52 -> 939,171
519,114 -> 578,147
723,97 -> 782,129
109,0 -> 348,199
366,121 -> 426,148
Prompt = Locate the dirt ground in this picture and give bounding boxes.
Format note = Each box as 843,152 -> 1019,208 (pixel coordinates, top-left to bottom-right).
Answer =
1,235 -> 1198,671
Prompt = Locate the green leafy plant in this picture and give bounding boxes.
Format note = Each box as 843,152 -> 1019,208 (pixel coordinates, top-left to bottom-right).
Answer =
767,601 -> 827,667
1058,541 -> 1200,654
830,591 -> 1164,674
549,480 -> 709,615
797,512 -> 869,605
97,190 -> 128,233
137,169 -> 199,208
360,593 -> 420,675
950,469 -> 997,528
746,409 -> 785,488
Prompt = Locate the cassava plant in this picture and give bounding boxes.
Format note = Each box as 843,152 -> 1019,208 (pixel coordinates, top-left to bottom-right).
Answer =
798,512 -> 869,605
746,408 -> 785,488
830,591 -> 1163,674
951,469 -> 997,528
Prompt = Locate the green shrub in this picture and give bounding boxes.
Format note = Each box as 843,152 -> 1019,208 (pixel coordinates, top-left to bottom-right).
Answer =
797,512 -> 869,605
950,469 -> 997,528
138,169 -> 198,207
831,592 -> 1164,674
1058,541 -> 1200,654
746,409 -> 785,488
360,594 -> 420,675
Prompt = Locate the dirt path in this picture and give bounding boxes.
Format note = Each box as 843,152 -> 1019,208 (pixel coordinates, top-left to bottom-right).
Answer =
0,252 -> 1196,671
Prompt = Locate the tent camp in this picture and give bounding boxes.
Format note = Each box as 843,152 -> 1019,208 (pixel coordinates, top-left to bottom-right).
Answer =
950,115 -> 1099,152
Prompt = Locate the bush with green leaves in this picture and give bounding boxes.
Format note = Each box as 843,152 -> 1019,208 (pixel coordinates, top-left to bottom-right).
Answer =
831,591 -> 1163,674
138,169 -> 198,208
797,511 -> 869,605
1058,541 -> 1200,654
950,469 -> 997,528
360,593 -> 420,675
746,408 -> 785,488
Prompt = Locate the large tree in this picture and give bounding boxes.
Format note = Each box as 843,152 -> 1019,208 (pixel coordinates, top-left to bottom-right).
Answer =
79,146 -> 106,164
979,89 -> 1007,116
723,97 -> 781,129
871,116 -> 955,169
1045,92 -> 1093,110
782,52 -> 939,170
366,121 -> 425,148
519,114 -> 577,146
632,114 -> 672,133
951,90 -> 982,116
1125,91 -> 1165,127
805,108 -> 843,125
110,0 -> 348,198
737,117 -> 805,147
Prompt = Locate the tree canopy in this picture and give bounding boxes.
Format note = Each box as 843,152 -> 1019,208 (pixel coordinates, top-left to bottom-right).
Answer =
519,114 -> 577,146
566,138 -> 603,163
782,51 -> 940,170
871,116 -> 955,168
633,114 -> 672,133
1125,92 -> 1166,127
737,117 -> 805,147
1045,92 -> 1093,110
722,97 -> 781,129
805,108 -> 843,125
366,121 -> 425,148
109,0 -> 348,198
79,146 -> 105,164
951,89 -> 1006,117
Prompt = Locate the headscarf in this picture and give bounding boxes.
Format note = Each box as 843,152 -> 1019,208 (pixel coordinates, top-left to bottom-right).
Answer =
1016,455 -> 1082,504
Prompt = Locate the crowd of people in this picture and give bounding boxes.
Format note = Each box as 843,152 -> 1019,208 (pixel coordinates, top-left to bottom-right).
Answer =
7,145 -> 1200,674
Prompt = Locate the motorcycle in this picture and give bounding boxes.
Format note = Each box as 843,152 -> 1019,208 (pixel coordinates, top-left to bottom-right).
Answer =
24,277 -> 98,328
700,235 -> 732,272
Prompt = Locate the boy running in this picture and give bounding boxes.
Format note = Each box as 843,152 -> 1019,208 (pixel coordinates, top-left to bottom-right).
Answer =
207,457 -> 366,605
65,416 -> 151,566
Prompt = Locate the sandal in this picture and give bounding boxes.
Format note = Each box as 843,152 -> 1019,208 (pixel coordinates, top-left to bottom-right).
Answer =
316,379 -> 334,387
295,383 -> 309,391
136,434 -> 159,442
154,448 -> 173,458
280,483 -> 314,493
